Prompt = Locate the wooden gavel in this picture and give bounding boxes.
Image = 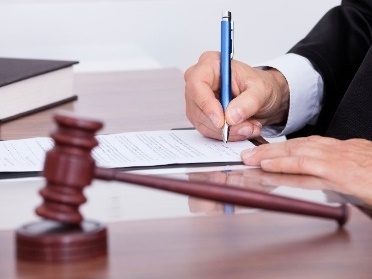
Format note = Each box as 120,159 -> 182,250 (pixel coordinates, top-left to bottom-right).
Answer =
36,112 -> 349,227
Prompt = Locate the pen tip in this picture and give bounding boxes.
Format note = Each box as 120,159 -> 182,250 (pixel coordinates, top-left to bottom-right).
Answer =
222,121 -> 229,143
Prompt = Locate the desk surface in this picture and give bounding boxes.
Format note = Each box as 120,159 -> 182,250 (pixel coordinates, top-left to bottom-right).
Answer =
0,68 -> 190,140
0,69 -> 371,279
0,207 -> 371,279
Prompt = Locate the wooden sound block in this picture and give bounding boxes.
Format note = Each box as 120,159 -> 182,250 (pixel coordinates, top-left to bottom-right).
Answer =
16,220 -> 107,262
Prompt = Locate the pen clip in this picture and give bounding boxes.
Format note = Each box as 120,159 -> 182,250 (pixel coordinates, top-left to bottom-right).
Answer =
230,21 -> 234,59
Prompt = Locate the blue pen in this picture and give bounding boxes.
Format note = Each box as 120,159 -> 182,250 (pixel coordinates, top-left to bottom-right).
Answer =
223,203 -> 235,215
220,11 -> 234,143
222,170 -> 235,215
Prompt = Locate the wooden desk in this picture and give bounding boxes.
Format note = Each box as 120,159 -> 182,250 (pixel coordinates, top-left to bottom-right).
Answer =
0,69 -> 371,279
1,208 -> 372,279
0,68 -> 190,140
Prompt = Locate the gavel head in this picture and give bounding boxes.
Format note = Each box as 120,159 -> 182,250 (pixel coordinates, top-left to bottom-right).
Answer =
36,112 -> 103,224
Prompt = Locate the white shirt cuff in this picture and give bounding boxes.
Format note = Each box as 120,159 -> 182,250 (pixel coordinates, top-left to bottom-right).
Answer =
255,53 -> 324,137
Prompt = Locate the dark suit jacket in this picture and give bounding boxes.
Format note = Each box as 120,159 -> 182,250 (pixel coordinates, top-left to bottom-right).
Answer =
287,0 -> 372,140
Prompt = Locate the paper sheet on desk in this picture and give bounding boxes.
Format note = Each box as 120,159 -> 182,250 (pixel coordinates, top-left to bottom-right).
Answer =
0,129 -> 285,172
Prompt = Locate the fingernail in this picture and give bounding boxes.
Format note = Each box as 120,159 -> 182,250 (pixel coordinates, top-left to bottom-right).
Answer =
252,120 -> 262,129
251,128 -> 261,138
208,114 -> 221,128
241,148 -> 256,159
227,108 -> 244,124
237,126 -> 252,137
261,159 -> 272,168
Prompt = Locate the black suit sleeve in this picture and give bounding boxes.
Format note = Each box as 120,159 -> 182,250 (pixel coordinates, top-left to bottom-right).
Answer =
287,0 -> 372,138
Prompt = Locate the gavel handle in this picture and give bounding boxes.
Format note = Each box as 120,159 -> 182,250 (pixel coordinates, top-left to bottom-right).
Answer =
94,167 -> 349,227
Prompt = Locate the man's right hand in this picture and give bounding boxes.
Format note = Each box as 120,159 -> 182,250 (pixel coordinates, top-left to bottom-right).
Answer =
184,51 -> 290,141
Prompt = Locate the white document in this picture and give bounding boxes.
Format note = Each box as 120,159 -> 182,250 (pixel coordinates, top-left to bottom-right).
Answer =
0,129 -> 284,172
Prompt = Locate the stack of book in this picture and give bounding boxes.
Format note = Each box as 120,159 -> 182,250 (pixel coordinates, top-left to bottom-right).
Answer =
0,57 -> 78,122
